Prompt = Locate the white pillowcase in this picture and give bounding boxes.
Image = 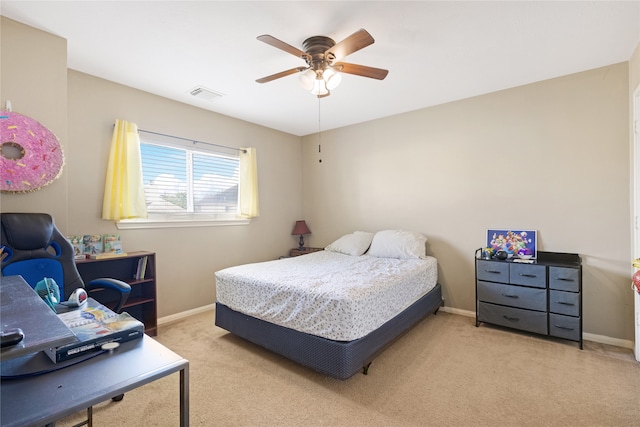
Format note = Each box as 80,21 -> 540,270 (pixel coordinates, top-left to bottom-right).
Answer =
324,231 -> 375,256
367,230 -> 427,259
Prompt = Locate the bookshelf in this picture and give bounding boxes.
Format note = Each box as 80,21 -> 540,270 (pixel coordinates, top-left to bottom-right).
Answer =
75,251 -> 157,336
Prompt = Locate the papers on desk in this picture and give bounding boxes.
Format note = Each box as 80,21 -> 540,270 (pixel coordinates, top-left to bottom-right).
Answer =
45,299 -> 144,363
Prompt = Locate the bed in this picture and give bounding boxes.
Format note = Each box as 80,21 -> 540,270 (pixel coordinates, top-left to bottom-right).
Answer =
215,230 -> 443,380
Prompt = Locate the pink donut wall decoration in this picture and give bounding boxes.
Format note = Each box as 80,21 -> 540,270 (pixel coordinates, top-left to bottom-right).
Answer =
0,111 -> 64,193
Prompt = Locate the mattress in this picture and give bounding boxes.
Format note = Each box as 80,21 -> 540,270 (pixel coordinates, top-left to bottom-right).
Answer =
215,251 -> 438,341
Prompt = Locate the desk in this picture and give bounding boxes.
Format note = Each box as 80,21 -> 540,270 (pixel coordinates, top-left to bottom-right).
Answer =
0,275 -> 189,426
1,275 -> 77,360
1,335 -> 189,426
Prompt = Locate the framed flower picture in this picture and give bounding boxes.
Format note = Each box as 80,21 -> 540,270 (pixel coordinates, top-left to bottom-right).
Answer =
487,229 -> 537,258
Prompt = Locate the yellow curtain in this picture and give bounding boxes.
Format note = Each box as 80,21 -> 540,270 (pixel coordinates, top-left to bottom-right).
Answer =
102,120 -> 147,220
239,147 -> 260,218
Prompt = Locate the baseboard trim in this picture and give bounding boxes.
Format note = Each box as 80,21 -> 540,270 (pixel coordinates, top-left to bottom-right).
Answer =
158,303 -> 216,326
583,332 -> 633,350
440,306 -> 475,318
438,306 -> 634,350
159,304 -> 635,350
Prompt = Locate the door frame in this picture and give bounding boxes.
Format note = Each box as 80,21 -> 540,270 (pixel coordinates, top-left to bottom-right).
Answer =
633,85 -> 640,258
632,84 -> 640,362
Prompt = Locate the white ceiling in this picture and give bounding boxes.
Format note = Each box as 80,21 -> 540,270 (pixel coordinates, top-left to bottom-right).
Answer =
2,1 -> 639,136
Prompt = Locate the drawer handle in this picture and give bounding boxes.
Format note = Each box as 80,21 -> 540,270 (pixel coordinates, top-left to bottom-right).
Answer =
519,273 -> 537,278
485,270 -> 502,274
556,301 -> 575,306
556,277 -> 574,282
502,315 -> 520,322
501,293 -> 519,299
553,324 -> 575,331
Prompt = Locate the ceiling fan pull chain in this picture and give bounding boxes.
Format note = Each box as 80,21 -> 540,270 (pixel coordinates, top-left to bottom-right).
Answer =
318,98 -> 322,163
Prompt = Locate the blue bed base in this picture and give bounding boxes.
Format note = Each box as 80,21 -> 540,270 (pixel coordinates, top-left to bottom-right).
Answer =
215,283 -> 443,380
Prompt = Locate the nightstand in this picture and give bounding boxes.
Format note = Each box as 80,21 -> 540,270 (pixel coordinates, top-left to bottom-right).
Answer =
289,247 -> 323,257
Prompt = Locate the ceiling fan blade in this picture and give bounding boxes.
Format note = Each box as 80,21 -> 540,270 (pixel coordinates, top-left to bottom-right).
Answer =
334,62 -> 389,80
257,35 -> 309,59
326,29 -> 375,61
256,67 -> 307,84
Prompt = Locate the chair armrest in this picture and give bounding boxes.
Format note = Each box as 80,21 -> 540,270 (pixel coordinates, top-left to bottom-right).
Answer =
86,278 -> 131,313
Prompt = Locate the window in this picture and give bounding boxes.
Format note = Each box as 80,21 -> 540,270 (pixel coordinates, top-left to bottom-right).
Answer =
136,135 -> 243,224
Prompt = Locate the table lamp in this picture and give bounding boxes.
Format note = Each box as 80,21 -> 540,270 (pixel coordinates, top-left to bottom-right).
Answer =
292,220 -> 311,249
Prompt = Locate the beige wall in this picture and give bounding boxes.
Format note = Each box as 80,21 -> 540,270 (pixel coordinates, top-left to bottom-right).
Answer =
1,18 -> 303,317
66,71 -> 303,317
302,62 -> 632,343
0,17 -> 70,227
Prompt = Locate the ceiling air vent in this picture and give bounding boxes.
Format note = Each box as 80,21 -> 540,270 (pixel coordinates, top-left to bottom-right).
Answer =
189,86 -> 223,102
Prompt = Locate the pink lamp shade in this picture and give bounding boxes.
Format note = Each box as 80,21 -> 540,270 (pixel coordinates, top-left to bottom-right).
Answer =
292,220 -> 311,249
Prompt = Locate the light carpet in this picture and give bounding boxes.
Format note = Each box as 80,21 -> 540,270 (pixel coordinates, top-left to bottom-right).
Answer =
57,310 -> 639,426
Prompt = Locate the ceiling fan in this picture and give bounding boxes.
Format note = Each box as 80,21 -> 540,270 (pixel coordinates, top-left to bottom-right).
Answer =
256,28 -> 388,98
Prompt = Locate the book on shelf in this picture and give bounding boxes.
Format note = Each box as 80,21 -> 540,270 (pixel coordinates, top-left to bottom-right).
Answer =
45,298 -> 144,363
134,255 -> 149,280
89,252 -> 128,260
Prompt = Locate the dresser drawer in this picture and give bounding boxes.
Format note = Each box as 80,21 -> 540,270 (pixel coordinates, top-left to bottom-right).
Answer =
549,290 -> 580,317
549,313 -> 581,341
477,281 -> 547,311
549,266 -> 580,292
478,302 -> 548,335
476,260 -> 509,283
509,263 -> 547,288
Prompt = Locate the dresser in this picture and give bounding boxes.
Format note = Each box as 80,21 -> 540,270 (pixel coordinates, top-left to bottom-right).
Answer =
475,251 -> 582,348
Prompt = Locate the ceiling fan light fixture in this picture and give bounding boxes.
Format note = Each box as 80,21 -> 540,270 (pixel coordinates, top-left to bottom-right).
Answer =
299,69 -> 316,91
311,76 -> 329,96
323,68 -> 342,91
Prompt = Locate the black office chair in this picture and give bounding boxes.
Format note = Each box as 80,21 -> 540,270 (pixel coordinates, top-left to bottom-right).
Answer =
0,212 -> 131,312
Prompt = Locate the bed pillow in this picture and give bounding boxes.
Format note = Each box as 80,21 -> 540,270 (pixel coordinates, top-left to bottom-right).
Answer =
367,230 -> 427,259
324,231 -> 374,256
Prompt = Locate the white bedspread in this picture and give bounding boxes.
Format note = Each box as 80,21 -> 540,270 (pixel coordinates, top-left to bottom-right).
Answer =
215,251 -> 438,341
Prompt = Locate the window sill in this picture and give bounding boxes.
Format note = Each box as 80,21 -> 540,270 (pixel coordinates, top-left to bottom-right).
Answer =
116,218 -> 251,230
